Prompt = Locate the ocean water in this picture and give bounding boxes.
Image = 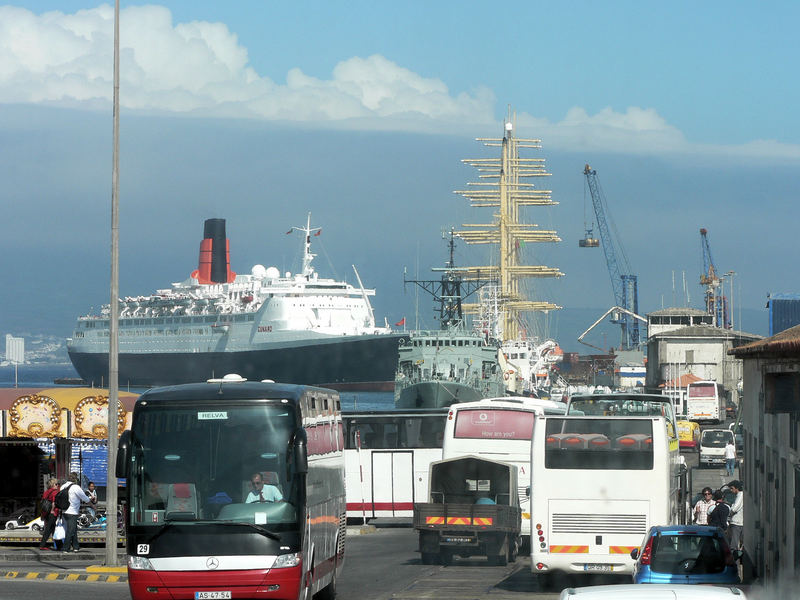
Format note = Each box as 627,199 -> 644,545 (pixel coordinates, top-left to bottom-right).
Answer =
0,363 -> 395,410
2,364 -> 395,489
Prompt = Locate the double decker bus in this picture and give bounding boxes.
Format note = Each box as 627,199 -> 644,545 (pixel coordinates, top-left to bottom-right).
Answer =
441,397 -> 567,546
685,380 -> 726,424
116,377 -> 344,600
342,409 -> 447,521
530,414 -> 686,582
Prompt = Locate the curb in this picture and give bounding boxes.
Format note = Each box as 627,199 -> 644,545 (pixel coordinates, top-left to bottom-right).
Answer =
0,569 -> 128,583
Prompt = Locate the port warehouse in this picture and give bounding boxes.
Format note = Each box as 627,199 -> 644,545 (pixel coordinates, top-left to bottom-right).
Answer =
0,387 -> 137,516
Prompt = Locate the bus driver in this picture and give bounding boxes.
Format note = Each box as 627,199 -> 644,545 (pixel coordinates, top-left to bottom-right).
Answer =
245,472 -> 283,503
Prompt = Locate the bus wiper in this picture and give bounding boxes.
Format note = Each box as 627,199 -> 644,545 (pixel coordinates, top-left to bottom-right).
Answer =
212,520 -> 282,542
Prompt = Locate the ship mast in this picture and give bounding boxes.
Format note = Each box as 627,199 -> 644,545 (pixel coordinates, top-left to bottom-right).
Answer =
287,212 -> 321,278
453,107 -> 563,341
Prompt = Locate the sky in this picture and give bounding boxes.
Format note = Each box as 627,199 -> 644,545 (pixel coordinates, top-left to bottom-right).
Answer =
1,1 -> 799,352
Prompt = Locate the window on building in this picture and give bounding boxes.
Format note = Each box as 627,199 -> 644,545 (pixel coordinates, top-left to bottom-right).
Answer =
685,350 -> 694,363
765,372 -> 800,413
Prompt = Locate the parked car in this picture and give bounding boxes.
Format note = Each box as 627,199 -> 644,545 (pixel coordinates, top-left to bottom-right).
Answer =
677,420 -> 701,451
0,505 -> 36,530
729,422 -> 744,455
5,514 -> 44,531
560,584 -> 747,599
700,428 -> 735,468
630,525 -> 740,585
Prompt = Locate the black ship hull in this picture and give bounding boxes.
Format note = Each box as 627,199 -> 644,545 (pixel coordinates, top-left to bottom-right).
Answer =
68,334 -> 408,390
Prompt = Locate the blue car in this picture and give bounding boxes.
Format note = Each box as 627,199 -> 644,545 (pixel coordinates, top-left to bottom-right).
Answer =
630,525 -> 739,584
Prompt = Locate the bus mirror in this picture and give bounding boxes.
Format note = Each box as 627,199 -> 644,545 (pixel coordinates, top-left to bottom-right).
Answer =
525,486 -> 531,497
293,429 -> 308,474
115,430 -> 131,478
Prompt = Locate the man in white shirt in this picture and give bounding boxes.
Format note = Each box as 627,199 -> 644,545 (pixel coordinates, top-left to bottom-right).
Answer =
727,480 -> 744,551
245,472 -> 282,503
60,472 -> 90,552
724,439 -> 736,476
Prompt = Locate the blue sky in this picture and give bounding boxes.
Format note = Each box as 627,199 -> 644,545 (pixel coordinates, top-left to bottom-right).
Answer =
1,1 -> 798,350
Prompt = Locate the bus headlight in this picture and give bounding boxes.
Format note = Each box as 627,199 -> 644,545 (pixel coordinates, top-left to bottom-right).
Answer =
128,555 -> 154,570
272,552 -> 302,568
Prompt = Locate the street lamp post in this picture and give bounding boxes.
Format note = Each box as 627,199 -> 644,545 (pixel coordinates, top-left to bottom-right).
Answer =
724,271 -> 736,330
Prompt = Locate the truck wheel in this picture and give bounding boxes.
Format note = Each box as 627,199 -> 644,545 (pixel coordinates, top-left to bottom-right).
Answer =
488,553 -> 507,566
421,552 -> 438,565
507,537 -> 518,563
440,550 -> 454,566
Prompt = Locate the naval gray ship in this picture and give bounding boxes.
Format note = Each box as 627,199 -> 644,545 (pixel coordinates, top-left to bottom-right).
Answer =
67,216 -> 406,389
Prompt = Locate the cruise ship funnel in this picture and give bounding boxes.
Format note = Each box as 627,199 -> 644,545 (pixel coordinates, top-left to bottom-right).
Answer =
196,218 -> 235,284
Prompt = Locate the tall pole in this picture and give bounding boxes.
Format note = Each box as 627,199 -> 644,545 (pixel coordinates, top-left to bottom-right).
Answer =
105,0 -> 120,567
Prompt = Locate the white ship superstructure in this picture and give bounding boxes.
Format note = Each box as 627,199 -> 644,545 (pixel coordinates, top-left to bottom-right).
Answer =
68,216 -> 405,389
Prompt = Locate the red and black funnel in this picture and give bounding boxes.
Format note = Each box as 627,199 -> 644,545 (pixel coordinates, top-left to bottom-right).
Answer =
193,218 -> 236,284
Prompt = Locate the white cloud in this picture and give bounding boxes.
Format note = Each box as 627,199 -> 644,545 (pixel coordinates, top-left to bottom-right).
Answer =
0,4 -> 798,162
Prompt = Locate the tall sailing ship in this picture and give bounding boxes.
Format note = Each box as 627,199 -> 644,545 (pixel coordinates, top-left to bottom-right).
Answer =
452,110 -> 564,396
67,215 -> 406,389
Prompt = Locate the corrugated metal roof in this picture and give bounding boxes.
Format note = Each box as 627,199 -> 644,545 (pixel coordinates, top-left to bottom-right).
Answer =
729,323 -> 800,357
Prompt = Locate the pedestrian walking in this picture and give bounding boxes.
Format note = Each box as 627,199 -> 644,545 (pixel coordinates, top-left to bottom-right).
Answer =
38,478 -> 61,551
724,438 -> 736,476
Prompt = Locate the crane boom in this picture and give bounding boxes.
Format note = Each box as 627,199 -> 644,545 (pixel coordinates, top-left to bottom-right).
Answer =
582,164 -> 640,350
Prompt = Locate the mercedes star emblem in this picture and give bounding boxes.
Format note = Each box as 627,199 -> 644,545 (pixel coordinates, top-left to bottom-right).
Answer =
206,557 -> 220,570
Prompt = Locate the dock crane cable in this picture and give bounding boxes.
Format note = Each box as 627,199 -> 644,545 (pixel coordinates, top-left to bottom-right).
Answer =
580,164 -> 640,351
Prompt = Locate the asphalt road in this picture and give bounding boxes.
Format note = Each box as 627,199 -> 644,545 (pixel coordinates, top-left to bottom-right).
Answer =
0,451 -> 746,600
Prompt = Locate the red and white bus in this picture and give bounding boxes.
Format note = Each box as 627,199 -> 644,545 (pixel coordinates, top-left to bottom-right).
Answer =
686,380 -> 726,424
116,377 -> 344,600
342,409 -> 447,521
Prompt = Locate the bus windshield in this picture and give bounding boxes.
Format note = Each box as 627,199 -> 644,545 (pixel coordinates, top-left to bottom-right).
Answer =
544,417 -> 655,470
129,403 -> 298,528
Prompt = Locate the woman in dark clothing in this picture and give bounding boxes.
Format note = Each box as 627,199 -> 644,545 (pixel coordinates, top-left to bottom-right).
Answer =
39,478 -> 62,550
707,489 -> 730,532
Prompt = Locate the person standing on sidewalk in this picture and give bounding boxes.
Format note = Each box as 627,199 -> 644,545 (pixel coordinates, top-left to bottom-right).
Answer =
693,487 -> 715,525
724,439 -> 736,476
38,478 -> 61,551
60,472 -> 90,553
727,480 -> 744,551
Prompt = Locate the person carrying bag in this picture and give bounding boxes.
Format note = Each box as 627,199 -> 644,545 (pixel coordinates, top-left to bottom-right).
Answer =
38,478 -> 62,551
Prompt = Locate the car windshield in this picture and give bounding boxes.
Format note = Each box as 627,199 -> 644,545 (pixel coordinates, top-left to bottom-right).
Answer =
702,430 -> 732,447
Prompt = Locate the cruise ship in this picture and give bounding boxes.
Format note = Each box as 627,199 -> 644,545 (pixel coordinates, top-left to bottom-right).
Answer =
67,216 -> 406,390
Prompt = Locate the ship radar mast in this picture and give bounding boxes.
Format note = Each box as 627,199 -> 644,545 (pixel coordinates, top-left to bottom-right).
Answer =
287,212 -> 321,279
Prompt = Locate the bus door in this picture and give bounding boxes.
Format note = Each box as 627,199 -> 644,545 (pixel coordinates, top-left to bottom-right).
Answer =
371,451 -> 414,517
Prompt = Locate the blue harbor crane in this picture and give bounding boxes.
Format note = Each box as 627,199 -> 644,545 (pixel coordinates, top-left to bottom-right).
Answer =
579,164 -> 640,351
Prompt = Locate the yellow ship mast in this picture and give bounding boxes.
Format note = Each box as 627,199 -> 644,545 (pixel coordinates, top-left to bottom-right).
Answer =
453,107 -> 563,341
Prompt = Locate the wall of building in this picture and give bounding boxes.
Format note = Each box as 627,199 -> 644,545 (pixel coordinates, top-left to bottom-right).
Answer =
739,356 -> 800,591
647,336 -> 743,406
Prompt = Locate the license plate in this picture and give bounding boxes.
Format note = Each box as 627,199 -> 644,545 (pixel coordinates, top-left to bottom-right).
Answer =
444,536 -> 476,544
195,592 -> 231,599
584,564 -> 613,572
